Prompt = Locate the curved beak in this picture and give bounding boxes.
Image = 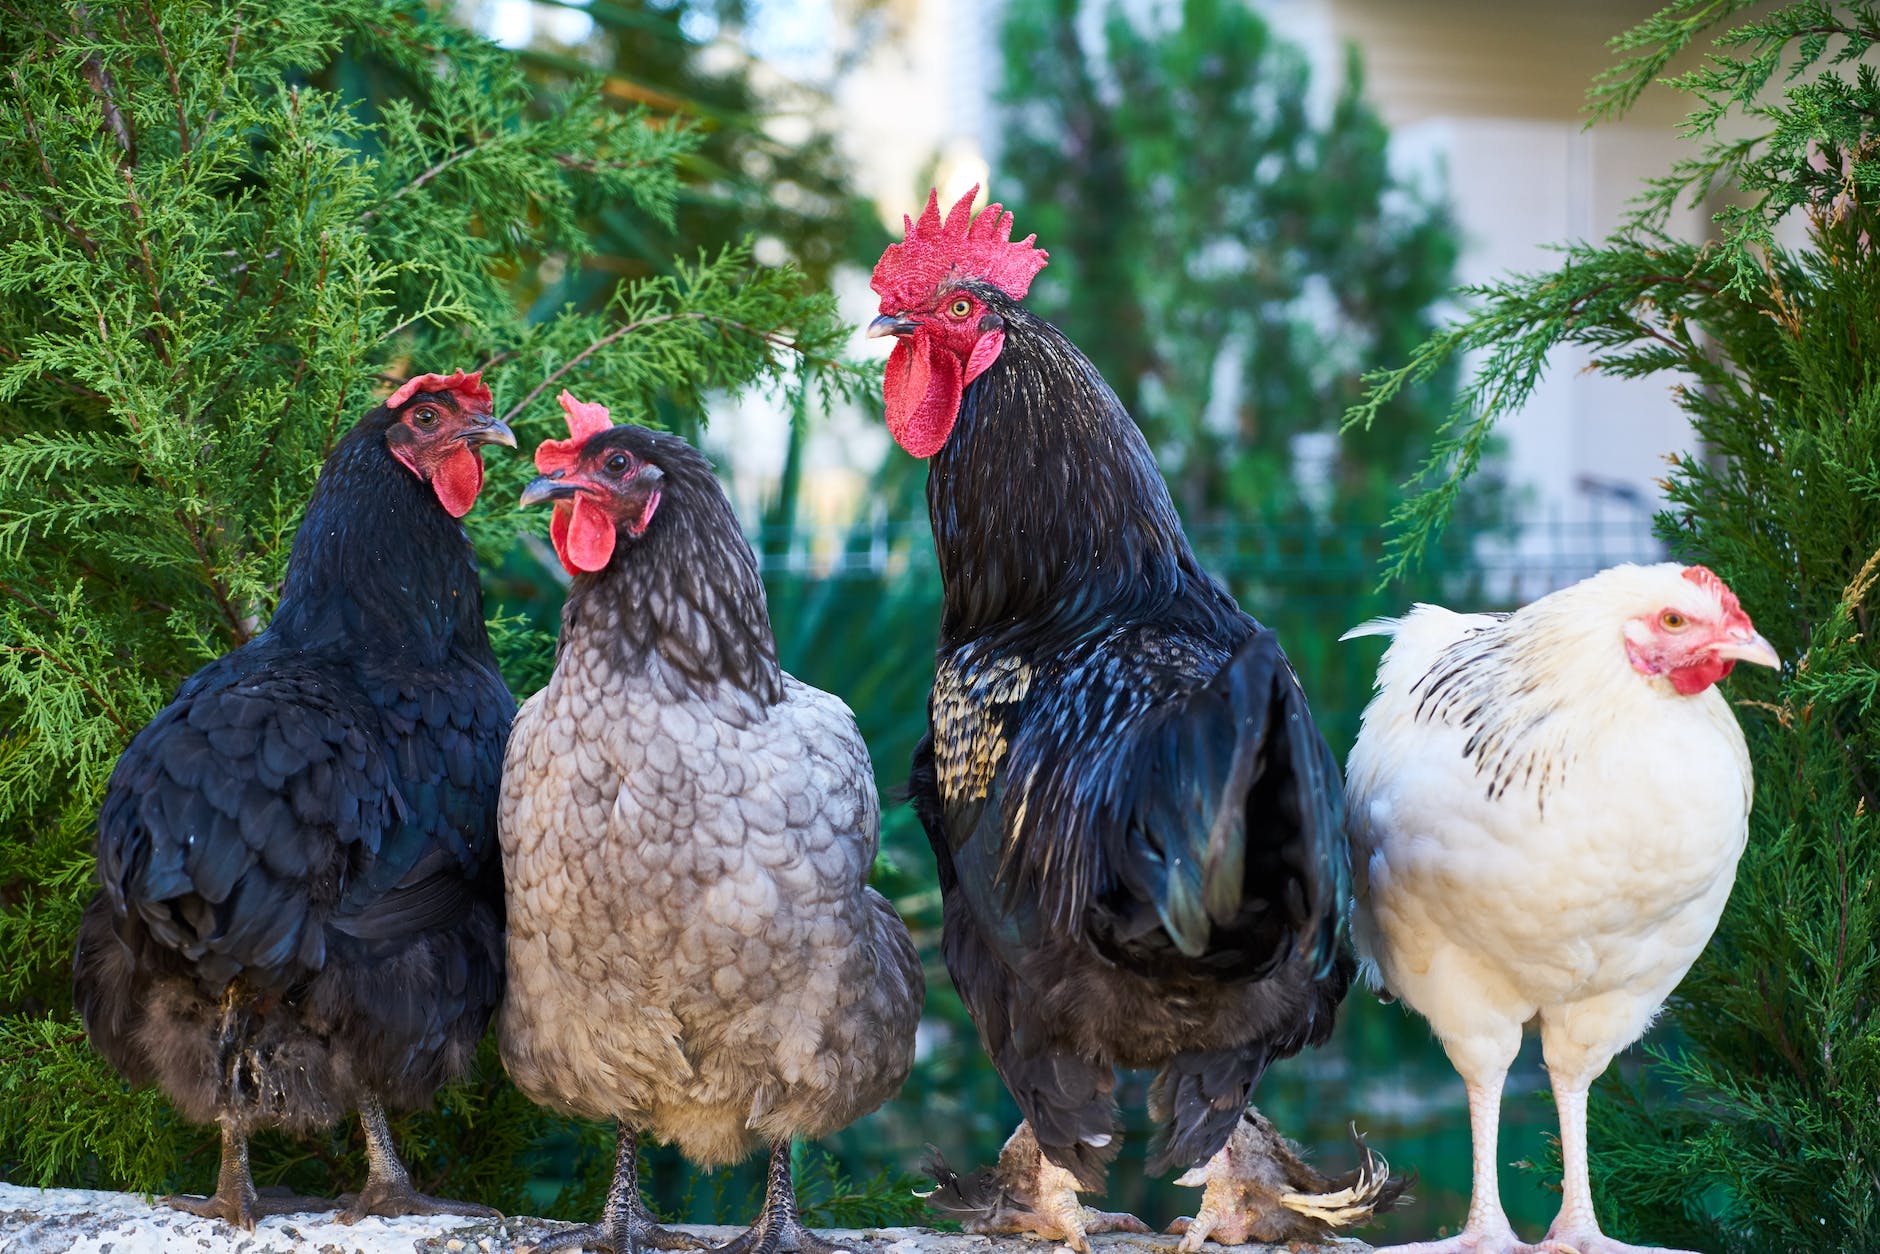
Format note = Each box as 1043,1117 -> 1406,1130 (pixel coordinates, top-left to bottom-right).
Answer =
1716,630 -> 1781,670
867,313 -> 919,339
462,414 -> 517,449
520,471 -> 579,508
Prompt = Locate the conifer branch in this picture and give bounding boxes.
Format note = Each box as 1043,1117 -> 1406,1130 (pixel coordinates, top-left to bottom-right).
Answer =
119,169 -> 174,369
500,312 -> 852,423
1,644 -> 133,738
75,6 -> 136,164
141,0 -> 191,165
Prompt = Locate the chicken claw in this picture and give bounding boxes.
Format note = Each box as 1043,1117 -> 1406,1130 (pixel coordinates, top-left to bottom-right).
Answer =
1167,1110 -> 1408,1249
526,1124 -> 708,1254
1372,1233 -> 1534,1254
161,1123 -> 338,1230
338,1095 -> 501,1224
706,1140 -> 853,1254
1533,1227 -> 1696,1254
921,1122 -> 1148,1254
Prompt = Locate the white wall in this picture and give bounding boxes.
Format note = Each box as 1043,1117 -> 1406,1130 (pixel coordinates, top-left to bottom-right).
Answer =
1261,0 -> 1707,537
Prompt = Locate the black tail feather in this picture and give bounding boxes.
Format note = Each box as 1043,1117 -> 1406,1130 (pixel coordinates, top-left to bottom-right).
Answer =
1146,1043 -> 1272,1175
1116,629 -> 1348,975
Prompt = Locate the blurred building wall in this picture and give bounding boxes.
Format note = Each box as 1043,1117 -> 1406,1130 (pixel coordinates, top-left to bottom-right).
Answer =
1263,0 -> 1708,535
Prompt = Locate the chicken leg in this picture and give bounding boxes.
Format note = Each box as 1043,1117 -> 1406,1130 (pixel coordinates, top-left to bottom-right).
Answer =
1533,1077 -> 1688,1254
1376,1070 -> 1527,1254
529,1124 -> 707,1254
338,1093 -> 501,1223
161,1119 -> 336,1230
1166,1108 -> 1407,1250
707,1140 -> 849,1254
921,1121 -> 1148,1254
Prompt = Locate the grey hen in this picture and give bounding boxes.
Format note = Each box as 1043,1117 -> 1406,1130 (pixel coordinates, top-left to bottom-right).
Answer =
499,392 -> 924,1254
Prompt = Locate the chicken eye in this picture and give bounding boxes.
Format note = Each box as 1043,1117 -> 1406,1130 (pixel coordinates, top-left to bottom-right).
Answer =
948,298 -> 973,319
1661,610 -> 1688,630
413,406 -> 438,427
604,453 -> 631,476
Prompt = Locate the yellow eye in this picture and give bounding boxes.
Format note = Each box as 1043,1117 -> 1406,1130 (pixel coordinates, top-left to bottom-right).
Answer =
1661,610 -> 1687,630
414,406 -> 438,426
949,298 -> 973,319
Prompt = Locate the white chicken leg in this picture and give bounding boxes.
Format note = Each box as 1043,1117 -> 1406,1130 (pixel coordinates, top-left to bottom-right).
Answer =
1535,1010 -> 1694,1254
1378,1066 -> 1527,1254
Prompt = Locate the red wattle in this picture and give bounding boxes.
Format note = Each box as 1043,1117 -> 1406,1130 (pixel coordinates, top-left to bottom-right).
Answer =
884,333 -> 963,459
551,495 -> 616,575
433,447 -> 484,518
1670,656 -> 1736,695
550,503 -> 572,572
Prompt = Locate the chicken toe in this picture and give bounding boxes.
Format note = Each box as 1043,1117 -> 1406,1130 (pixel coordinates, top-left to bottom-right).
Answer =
162,1123 -> 339,1230
1527,1078 -> 1695,1254
338,1095 -> 501,1224
1167,1109 -> 1408,1249
527,1124 -> 707,1254
706,1141 -> 855,1254
1534,1231 -> 1692,1254
1374,1233 -> 1534,1254
921,1122 -> 1147,1254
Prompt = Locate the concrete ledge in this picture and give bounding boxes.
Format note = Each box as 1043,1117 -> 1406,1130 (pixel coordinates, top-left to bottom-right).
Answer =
0,1184 -> 1373,1254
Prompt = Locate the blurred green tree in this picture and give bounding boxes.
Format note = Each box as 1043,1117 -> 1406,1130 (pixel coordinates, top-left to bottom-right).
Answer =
0,0 -> 864,1213
1350,2 -> 1880,1248
995,0 -> 1461,529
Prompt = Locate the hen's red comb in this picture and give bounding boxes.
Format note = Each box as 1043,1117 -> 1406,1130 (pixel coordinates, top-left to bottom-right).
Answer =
534,390 -> 615,473
386,370 -> 492,411
1682,565 -> 1751,630
871,185 -> 1048,312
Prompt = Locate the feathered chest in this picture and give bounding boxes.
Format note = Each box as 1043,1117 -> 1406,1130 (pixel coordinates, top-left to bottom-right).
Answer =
930,649 -> 1034,807
1379,626 -> 1752,828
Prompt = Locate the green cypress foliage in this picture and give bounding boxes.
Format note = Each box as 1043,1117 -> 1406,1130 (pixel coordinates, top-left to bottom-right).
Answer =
0,0 -> 857,1205
1350,3 -> 1880,1248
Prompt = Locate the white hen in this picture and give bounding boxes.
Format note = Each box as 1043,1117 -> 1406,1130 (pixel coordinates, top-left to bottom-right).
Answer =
1345,563 -> 1779,1254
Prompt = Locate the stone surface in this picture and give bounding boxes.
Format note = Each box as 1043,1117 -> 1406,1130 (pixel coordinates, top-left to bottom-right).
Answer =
0,1184 -> 1375,1254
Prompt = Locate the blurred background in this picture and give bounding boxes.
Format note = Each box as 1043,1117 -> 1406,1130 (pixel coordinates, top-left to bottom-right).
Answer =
457,0 -> 1713,1241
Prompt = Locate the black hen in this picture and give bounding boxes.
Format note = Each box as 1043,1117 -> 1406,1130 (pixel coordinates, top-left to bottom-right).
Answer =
870,190 -> 1402,1249
73,372 -> 517,1229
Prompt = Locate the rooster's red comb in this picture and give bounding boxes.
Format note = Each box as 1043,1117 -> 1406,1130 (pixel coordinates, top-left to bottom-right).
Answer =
871,185 -> 1048,313
534,390 -> 615,474
386,370 -> 492,411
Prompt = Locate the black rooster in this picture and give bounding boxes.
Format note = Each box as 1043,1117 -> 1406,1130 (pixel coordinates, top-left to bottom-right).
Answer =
869,190 -> 1404,1249
74,372 -> 517,1228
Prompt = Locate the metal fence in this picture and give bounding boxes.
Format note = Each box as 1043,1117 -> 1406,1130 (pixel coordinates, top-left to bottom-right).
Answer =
751,510 -> 1666,757
752,510 -> 1666,605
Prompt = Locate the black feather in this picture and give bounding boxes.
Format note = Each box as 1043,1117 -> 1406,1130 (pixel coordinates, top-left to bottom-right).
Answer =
74,402 -> 514,1136
908,285 -> 1354,1180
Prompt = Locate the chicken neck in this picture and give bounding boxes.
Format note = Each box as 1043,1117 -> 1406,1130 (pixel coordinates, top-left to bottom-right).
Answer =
925,292 -> 1221,647
558,450 -> 783,705
272,414 -> 489,662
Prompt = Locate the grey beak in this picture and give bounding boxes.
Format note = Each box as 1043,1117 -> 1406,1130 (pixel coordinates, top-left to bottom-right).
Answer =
867,313 -> 919,339
520,472 -> 579,508
464,416 -> 518,449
